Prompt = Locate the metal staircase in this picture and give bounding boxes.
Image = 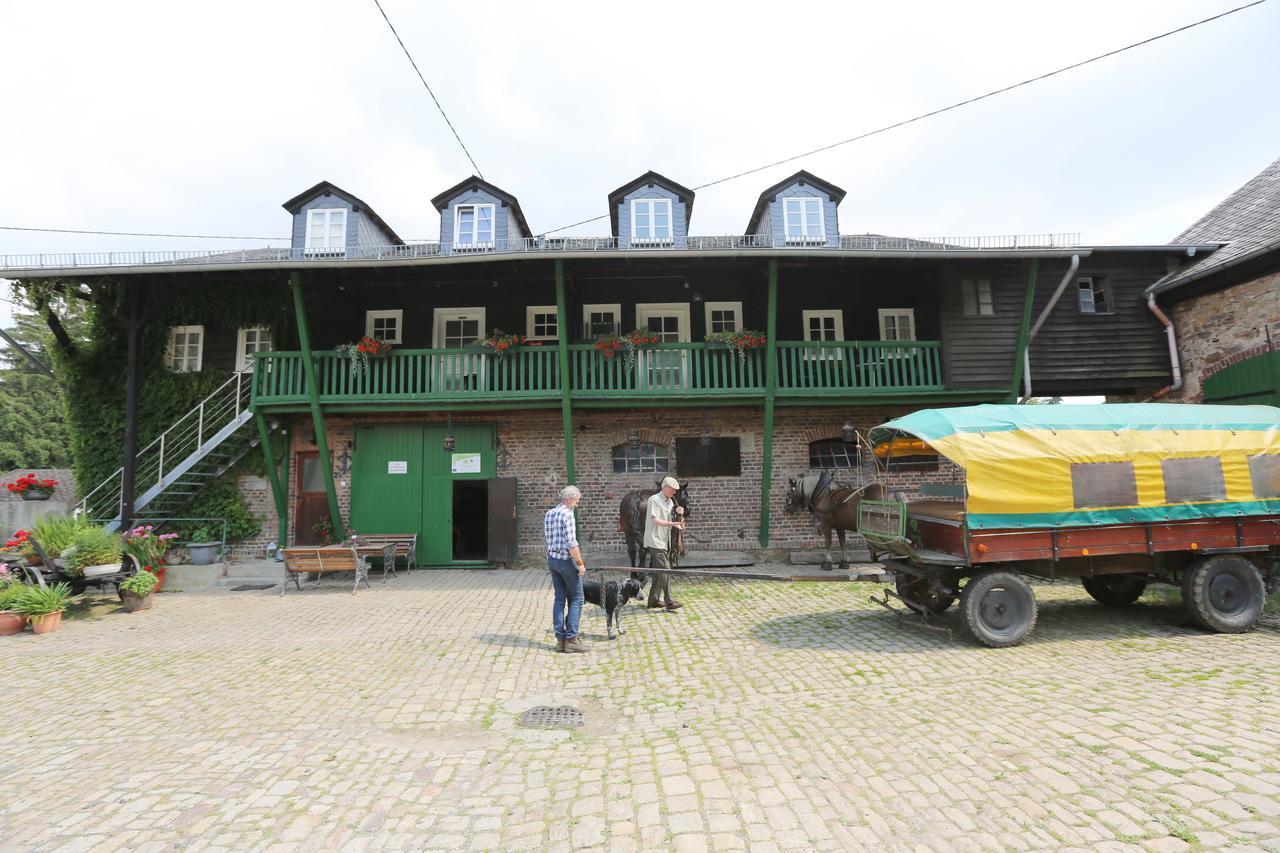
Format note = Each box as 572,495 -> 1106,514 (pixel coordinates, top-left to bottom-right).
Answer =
78,369 -> 259,530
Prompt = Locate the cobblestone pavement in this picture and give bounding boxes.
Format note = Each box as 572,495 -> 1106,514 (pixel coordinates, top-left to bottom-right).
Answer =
2,571 -> 1279,852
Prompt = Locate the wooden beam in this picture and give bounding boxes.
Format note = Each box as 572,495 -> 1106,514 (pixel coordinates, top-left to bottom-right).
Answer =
1009,259 -> 1039,402
554,259 -> 576,484
758,259 -> 779,548
290,272 -> 345,539
255,413 -> 288,550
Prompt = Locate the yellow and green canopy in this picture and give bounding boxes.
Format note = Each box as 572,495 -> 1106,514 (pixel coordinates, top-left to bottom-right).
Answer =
870,403 -> 1280,530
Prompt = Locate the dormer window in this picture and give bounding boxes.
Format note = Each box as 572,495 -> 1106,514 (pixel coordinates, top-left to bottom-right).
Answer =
783,198 -> 825,244
455,204 -> 495,249
632,199 -> 673,245
305,208 -> 347,254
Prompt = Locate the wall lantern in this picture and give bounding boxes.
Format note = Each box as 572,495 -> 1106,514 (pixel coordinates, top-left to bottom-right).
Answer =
627,429 -> 641,449
443,413 -> 456,452
699,409 -> 712,446
841,421 -> 856,443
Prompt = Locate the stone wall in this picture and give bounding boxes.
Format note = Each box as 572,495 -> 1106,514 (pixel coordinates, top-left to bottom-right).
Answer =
1164,271 -> 1280,402
254,406 -> 963,566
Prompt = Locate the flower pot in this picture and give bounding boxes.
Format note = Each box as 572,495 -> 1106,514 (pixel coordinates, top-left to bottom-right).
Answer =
21,492 -> 52,501
149,570 -> 166,592
28,610 -> 63,634
120,591 -> 153,613
187,542 -> 219,566
25,556 -> 43,567
0,611 -> 24,635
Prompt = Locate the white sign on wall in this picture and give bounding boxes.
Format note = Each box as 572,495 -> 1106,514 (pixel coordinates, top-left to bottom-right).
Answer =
451,452 -> 482,474
387,461 -> 408,474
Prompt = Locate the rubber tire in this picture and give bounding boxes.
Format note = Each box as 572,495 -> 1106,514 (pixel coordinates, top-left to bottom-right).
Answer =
1184,555 -> 1265,634
1081,575 -> 1147,607
895,573 -> 956,615
960,570 -> 1038,648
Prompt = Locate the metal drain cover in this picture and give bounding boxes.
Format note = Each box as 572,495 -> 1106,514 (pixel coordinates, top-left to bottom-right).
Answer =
518,705 -> 584,730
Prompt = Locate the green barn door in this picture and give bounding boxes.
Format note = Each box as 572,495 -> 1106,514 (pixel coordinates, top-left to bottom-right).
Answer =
421,424 -> 496,566
349,426 -> 424,554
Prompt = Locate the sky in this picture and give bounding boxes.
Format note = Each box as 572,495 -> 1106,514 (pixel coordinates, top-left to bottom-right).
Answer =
2,0 -> 1279,335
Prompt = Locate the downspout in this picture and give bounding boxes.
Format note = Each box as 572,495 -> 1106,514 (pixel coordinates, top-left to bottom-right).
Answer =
1021,254 -> 1080,400
1146,293 -> 1184,398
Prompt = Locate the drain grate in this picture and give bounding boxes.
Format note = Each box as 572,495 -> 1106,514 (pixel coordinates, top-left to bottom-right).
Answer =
518,705 -> 584,730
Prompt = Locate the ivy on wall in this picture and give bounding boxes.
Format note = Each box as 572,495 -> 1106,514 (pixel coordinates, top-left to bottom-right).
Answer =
16,276 -> 295,540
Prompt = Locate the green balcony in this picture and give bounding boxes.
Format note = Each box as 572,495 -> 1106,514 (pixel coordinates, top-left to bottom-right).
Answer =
250,340 -> 948,409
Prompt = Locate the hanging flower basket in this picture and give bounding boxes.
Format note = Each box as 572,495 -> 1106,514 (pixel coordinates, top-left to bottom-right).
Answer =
481,329 -> 524,356
704,330 -> 767,363
335,336 -> 392,377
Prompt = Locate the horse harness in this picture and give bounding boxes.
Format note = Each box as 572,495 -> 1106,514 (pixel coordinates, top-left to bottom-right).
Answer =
808,470 -> 867,514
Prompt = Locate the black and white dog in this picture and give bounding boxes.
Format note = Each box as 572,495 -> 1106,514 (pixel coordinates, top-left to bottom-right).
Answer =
582,577 -> 644,640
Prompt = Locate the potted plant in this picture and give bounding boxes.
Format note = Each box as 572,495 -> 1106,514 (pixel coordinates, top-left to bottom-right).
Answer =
15,582 -> 75,634
6,529 -> 39,566
0,569 -> 25,635
118,569 -> 158,612
334,336 -> 392,378
4,473 -> 57,501
123,525 -> 178,591
312,517 -> 338,545
481,328 -> 524,356
705,329 -> 767,363
30,514 -> 98,561
62,526 -> 124,577
186,526 -> 220,566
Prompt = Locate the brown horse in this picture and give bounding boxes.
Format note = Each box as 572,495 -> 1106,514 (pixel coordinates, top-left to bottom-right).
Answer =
786,471 -> 883,570
619,481 -> 690,569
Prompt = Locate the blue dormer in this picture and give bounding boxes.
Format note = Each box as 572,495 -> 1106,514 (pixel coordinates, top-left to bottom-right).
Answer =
431,177 -> 531,254
745,171 -> 845,248
608,171 -> 695,249
282,181 -> 404,257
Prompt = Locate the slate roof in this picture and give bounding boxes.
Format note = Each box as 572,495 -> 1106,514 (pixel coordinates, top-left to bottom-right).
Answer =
281,181 -> 405,245
745,170 -> 847,235
430,176 -> 532,238
1148,155 -> 1280,296
607,171 -> 696,237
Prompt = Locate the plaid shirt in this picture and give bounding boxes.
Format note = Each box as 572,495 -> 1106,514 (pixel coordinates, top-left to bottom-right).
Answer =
543,503 -> 579,559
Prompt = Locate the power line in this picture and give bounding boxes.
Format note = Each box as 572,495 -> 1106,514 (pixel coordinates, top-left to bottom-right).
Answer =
542,0 -> 1267,234
0,225 -> 286,240
370,0 -> 484,179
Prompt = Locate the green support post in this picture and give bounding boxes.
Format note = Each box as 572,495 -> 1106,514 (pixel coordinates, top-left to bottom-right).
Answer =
759,259 -> 779,548
290,272 -> 345,538
1009,258 -> 1040,402
278,428 -> 290,547
555,260 -> 576,484
255,413 -> 288,547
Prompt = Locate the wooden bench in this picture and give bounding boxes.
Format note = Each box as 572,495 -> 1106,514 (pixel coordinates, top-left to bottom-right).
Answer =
281,546 -> 370,596
353,534 -> 418,572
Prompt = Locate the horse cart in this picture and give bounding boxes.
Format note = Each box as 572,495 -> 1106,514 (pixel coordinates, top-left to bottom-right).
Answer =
17,535 -> 141,597
859,403 -> 1280,647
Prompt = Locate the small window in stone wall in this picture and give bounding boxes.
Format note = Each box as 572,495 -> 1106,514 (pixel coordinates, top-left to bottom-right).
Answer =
676,437 -> 741,477
810,439 -> 859,469
612,443 -> 669,474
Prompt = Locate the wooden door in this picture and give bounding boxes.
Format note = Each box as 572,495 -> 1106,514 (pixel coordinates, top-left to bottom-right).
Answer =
349,426 -> 425,556
487,478 -> 518,566
294,452 -> 330,544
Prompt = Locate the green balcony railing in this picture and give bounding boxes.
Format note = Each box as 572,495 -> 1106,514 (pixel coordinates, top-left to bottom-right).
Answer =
251,340 -> 944,407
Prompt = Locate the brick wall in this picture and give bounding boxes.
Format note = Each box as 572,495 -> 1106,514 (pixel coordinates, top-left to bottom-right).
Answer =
1163,271 -> 1280,402
248,405 -> 965,565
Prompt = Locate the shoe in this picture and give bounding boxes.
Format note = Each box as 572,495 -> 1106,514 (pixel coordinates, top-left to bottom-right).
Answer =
647,601 -> 664,609
564,636 -> 589,654
665,601 -> 683,611
556,637 -> 566,653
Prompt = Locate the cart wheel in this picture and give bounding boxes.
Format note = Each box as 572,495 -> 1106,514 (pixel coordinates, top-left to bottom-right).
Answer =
1183,555 -> 1264,634
1081,575 -> 1147,607
894,574 -> 955,615
960,570 -> 1037,648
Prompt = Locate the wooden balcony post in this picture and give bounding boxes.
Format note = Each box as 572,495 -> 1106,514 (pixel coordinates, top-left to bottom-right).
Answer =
555,259 -> 576,484
291,272 -> 345,538
1009,258 -> 1039,402
255,413 -> 288,548
759,259 -> 779,547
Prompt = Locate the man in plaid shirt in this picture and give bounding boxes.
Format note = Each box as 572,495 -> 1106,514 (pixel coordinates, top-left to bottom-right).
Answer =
544,485 -> 588,653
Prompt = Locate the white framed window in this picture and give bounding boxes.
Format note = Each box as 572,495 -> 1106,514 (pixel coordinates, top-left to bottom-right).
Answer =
236,326 -> 272,371
165,325 -> 204,373
305,208 -> 347,254
631,198 -> 673,245
454,204 -> 495,249
433,308 -> 486,349
783,197 -> 825,244
1077,277 -> 1113,314
802,309 -> 843,360
961,280 -> 995,316
582,303 -> 622,338
365,309 -> 403,344
526,305 -> 559,341
878,308 -> 916,341
704,301 -> 743,334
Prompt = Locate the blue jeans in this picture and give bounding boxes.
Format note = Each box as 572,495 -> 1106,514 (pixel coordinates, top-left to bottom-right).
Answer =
548,556 -> 583,640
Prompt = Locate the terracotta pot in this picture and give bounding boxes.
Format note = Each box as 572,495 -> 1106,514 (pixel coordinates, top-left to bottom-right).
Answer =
0,611 -> 24,635
29,610 -> 63,634
120,591 -> 153,613
148,570 -> 166,592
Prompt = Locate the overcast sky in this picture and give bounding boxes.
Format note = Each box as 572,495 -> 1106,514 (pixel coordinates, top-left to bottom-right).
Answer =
3,0 -> 1279,332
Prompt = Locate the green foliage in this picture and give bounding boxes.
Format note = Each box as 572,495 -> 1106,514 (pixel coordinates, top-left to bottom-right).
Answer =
119,570 -> 158,596
121,525 -> 179,566
0,580 -> 25,611
62,526 -> 123,574
29,514 -> 99,558
14,582 -> 75,617
185,476 -> 260,542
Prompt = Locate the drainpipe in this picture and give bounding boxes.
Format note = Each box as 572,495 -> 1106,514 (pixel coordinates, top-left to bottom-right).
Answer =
1146,293 -> 1184,398
1021,254 -> 1080,400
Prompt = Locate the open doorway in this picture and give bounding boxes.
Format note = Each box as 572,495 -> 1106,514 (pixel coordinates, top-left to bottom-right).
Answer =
452,480 -> 489,561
